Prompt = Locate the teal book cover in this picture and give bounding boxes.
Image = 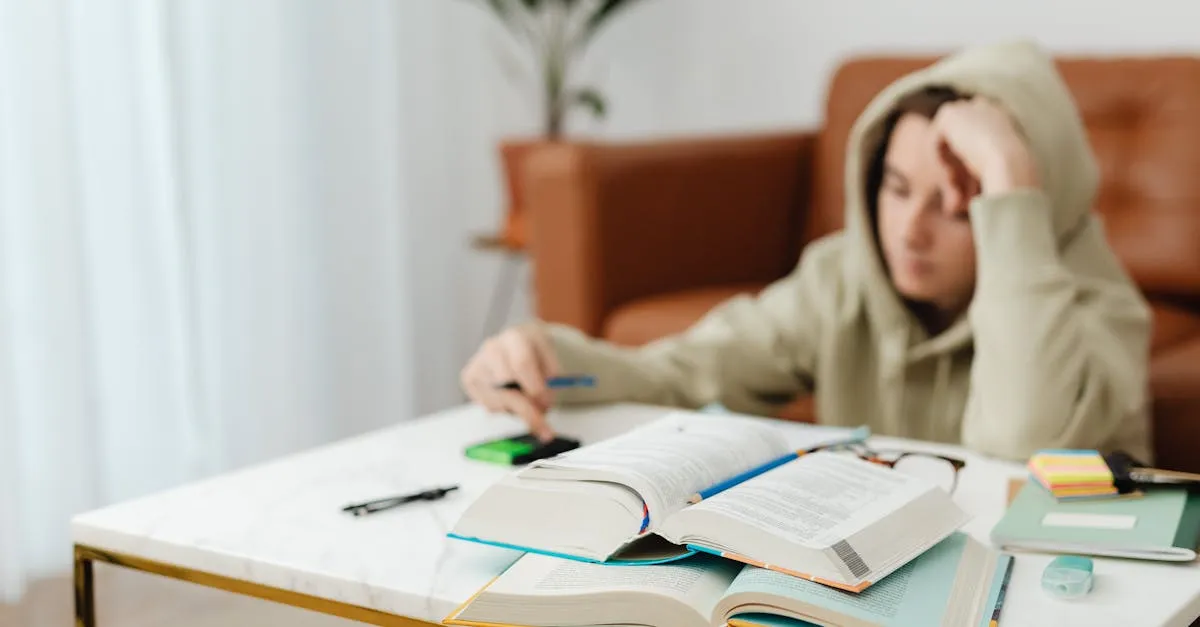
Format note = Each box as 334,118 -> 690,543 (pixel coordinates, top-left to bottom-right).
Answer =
445,532 -> 698,566
990,482 -> 1200,561
724,532 -> 1012,627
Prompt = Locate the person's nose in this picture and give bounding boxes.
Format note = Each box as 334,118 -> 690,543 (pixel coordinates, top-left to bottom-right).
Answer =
900,202 -> 933,250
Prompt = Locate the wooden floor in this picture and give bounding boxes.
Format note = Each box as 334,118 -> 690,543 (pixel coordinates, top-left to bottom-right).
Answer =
0,565 -> 362,627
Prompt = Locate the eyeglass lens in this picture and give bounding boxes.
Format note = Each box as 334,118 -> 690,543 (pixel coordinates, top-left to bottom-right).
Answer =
890,454 -> 959,493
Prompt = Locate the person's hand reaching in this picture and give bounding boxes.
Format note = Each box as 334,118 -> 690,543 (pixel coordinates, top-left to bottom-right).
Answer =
460,323 -> 561,442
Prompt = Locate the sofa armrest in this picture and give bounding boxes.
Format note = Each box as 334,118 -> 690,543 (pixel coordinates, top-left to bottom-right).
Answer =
1150,334 -> 1200,472
524,131 -> 817,336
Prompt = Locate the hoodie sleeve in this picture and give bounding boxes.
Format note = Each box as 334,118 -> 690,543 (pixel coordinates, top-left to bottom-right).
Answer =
961,188 -> 1152,461
538,241 -> 838,416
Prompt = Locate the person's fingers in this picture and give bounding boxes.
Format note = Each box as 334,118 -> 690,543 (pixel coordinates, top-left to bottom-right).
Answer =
462,356 -> 504,413
496,390 -> 554,442
477,340 -> 519,400
940,171 -> 963,216
937,138 -> 962,171
965,175 -> 981,207
460,352 -> 485,400
459,360 -> 474,397
937,141 -> 975,215
501,331 -> 550,408
472,380 -> 505,414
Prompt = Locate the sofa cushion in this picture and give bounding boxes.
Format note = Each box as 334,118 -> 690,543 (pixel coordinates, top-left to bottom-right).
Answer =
1149,337 -> 1200,473
602,282 -> 768,347
1151,303 -> 1200,353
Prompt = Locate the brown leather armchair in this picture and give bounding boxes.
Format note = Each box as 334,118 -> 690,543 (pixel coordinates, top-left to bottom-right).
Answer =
524,53 -> 1200,473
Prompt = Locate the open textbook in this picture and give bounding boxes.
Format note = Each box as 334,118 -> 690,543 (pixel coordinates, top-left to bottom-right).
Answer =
444,531 -> 1014,627
449,412 -> 971,591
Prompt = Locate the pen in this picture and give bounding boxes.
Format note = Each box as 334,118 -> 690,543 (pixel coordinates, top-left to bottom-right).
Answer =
342,485 -> 459,517
990,556 -> 1015,626
687,426 -> 871,504
497,375 -> 596,392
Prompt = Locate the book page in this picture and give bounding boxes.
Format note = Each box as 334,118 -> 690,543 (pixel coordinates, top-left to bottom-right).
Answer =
719,533 -> 971,627
527,413 -> 790,523
687,451 -> 929,548
488,552 -> 742,618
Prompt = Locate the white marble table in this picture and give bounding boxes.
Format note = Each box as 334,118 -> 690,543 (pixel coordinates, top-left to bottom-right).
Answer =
71,403 -> 1200,627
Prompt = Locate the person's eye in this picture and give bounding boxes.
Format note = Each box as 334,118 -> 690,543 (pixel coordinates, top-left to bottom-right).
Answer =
883,183 -> 909,199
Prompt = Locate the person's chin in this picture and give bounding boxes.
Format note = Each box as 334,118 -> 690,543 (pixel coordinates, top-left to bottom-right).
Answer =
891,274 -> 938,301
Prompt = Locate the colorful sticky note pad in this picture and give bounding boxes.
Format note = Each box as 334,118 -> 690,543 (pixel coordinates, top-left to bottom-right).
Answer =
1028,449 -> 1117,501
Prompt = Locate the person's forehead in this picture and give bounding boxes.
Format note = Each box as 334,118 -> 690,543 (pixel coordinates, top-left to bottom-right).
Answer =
885,115 -> 946,176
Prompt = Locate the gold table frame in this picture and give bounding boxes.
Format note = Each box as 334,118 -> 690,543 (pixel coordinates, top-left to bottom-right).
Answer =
73,544 -> 438,627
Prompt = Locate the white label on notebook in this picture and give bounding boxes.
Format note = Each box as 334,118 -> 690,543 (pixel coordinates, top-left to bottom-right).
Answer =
1041,512 -> 1136,530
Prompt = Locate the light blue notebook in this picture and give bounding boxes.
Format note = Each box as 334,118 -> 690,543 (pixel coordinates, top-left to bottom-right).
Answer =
446,531 -> 1014,627
721,533 -> 1014,627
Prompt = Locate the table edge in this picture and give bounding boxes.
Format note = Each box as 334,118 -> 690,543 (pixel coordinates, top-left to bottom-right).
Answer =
73,543 -> 441,627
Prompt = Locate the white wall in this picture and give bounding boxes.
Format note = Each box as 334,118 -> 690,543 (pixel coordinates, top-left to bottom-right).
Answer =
603,0 -> 1200,135
448,0 -> 1200,381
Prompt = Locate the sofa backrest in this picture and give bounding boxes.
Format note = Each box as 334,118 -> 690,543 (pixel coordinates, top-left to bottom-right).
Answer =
807,54 -> 1200,352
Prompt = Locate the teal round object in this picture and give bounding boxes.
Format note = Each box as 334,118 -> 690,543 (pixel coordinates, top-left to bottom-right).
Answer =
1042,555 -> 1094,598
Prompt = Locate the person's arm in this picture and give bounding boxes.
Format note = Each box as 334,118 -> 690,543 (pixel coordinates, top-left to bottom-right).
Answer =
961,188 -> 1152,461
542,241 -> 839,417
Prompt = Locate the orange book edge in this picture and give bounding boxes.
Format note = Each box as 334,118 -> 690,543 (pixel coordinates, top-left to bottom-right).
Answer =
701,549 -> 871,593
1007,477 -> 1143,506
442,575 -> 538,627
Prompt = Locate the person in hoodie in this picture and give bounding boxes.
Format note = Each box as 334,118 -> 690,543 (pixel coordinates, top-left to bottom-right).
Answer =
459,40 -> 1153,463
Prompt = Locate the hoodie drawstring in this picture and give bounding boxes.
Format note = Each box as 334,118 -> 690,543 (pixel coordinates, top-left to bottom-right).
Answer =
934,352 -> 953,433
888,325 -> 910,432
887,323 -> 957,439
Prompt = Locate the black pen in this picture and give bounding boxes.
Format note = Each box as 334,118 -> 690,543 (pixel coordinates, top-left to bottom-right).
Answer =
342,485 -> 459,517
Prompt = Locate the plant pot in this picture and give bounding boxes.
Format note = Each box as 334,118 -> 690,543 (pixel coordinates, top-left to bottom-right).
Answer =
497,138 -> 553,250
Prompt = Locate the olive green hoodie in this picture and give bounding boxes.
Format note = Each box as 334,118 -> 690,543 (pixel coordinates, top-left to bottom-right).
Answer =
539,40 -> 1153,463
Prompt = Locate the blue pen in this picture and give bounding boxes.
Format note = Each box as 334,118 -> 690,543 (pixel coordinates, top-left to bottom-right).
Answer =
990,555 -> 1016,626
687,425 -> 871,504
498,375 -> 596,392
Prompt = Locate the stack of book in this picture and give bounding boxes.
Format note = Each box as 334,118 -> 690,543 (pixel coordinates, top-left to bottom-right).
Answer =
1027,449 -> 1119,500
443,411 -> 1014,627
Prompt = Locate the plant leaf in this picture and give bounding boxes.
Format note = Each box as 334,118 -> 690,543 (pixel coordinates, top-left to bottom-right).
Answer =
583,0 -> 637,40
571,87 -> 607,119
484,0 -> 509,17
490,24 -> 535,89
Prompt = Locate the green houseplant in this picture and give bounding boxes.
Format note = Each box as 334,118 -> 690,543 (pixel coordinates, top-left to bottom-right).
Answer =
464,0 -> 642,248
471,0 -> 639,138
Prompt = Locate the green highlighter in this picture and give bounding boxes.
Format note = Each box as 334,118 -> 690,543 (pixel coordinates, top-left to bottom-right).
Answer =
464,433 -> 581,465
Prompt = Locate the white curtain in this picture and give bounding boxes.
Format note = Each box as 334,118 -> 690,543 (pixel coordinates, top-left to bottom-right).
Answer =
0,0 -> 476,602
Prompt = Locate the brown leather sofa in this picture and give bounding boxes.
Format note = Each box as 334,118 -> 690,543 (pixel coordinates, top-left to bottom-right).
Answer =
524,53 -> 1200,473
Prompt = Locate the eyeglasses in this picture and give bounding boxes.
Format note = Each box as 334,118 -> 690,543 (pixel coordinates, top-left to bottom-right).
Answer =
809,442 -> 966,494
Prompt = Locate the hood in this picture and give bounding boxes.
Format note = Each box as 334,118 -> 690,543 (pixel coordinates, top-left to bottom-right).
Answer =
841,39 -> 1099,345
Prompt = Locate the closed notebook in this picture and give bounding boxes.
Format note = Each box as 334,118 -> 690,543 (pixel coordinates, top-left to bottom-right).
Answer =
445,531 -> 1014,627
990,481 -> 1200,561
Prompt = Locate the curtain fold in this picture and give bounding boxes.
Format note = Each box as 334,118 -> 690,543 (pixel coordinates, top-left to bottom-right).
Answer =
0,0 -> 460,602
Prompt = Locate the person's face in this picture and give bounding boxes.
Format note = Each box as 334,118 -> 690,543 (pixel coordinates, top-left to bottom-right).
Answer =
876,113 -> 977,314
